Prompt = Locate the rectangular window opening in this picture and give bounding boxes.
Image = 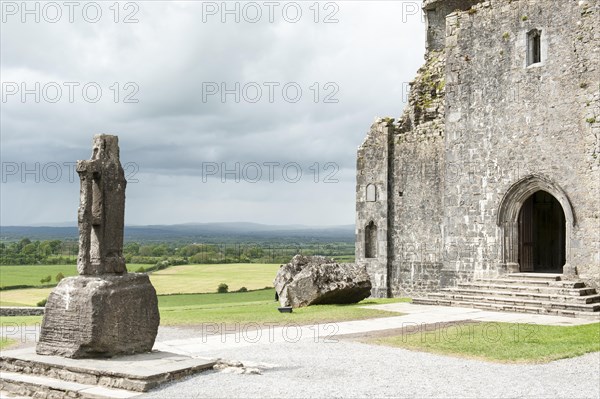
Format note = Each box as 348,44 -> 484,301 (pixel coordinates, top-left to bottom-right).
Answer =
527,29 -> 542,66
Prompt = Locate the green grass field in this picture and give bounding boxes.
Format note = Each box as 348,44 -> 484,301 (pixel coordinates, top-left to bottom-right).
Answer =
331,255 -> 355,262
0,265 -> 78,288
2,265 -> 598,364
0,263 -> 281,306
371,321 -> 600,363
0,290 -> 408,327
0,315 -> 43,326
0,264 -> 149,289
149,263 -> 280,294
0,287 -> 54,307
0,338 -> 17,350
157,289 -> 407,326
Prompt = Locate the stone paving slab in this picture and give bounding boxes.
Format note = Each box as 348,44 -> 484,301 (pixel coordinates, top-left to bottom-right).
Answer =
0,390 -> 28,398
0,371 -> 139,398
365,302 -> 599,325
0,348 -> 216,392
1,348 -> 215,379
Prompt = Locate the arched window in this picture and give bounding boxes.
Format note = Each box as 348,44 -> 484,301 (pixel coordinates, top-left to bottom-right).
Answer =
366,184 -> 377,202
365,221 -> 377,258
527,29 -> 542,66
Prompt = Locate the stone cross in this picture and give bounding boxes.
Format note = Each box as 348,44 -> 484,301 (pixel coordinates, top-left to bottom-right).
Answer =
37,134 -> 159,358
76,135 -> 127,275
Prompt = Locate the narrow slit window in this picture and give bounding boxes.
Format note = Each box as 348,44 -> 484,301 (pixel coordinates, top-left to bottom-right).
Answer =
427,9 -> 436,28
365,221 -> 377,258
527,29 -> 542,66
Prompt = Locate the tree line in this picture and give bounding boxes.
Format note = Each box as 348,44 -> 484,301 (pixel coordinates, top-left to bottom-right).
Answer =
0,238 -> 355,265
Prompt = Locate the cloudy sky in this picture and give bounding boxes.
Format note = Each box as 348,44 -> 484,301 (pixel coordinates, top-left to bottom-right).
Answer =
1,1 -> 425,226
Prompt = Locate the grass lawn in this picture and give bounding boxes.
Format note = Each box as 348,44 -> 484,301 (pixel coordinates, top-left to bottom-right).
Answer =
0,290 -> 408,327
0,287 -> 54,307
0,316 -> 42,349
158,289 -> 407,326
0,263 -> 280,306
331,255 -> 355,262
0,338 -> 17,350
370,321 -> 600,363
0,265 -> 78,288
0,315 -> 43,326
0,264 -> 148,289
149,263 -> 281,294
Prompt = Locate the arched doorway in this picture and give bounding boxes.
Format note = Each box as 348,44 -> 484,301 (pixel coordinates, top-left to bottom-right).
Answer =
497,175 -> 575,275
518,191 -> 566,273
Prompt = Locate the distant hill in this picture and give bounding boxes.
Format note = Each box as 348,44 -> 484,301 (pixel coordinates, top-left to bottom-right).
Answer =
0,222 -> 355,243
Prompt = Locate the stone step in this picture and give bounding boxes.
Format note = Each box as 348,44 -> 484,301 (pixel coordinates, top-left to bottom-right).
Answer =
426,293 -> 600,312
441,288 -> 600,304
0,371 -> 139,399
412,298 -> 600,319
457,282 -> 595,295
415,274 -> 600,318
506,273 -> 562,281
473,279 -> 584,288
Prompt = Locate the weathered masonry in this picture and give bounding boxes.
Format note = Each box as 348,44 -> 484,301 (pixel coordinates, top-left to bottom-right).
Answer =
356,0 -> 600,298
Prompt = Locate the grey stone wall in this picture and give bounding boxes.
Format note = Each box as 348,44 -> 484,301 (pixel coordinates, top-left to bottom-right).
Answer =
443,0 -> 599,288
356,122 -> 391,297
389,133 -> 445,296
424,0 -> 484,52
0,307 -> 45,316
356,49 -> 448,297
388,49 -> 447,297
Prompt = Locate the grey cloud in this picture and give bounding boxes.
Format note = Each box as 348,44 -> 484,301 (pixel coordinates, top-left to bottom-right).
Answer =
1,1 -> 424,225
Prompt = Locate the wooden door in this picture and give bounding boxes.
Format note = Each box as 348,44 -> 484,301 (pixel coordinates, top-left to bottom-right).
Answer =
534,191 -> 565,272
519,191 -> 566,273
519,196 -> 535,272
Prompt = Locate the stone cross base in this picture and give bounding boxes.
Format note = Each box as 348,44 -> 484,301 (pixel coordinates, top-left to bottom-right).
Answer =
36,274 -> 160,358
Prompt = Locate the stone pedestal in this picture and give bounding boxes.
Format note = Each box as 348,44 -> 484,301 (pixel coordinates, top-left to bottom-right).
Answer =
36,273 -> 160,358
37,135 -> 160,359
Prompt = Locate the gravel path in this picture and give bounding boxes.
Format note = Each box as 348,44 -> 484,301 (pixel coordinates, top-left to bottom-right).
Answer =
155,326 -> 208,342
143,335 -> 600,399
3,319 -> 598,398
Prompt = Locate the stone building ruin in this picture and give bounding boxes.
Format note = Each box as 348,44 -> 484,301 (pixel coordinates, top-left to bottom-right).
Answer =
355,0 -> 599,298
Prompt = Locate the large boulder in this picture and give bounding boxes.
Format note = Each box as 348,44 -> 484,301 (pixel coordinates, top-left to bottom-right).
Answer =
274,255 -> 372,308
36,273 -> 160,358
